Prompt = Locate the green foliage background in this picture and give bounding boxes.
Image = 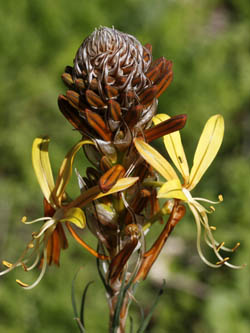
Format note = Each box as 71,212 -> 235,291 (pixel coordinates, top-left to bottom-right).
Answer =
0,0 -> 250,332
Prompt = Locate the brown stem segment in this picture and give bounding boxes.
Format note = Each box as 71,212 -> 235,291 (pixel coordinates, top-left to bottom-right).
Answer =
134,201 -> 186,282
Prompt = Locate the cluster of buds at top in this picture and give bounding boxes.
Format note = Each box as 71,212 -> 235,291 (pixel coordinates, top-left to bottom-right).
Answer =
58,27 -> 177,155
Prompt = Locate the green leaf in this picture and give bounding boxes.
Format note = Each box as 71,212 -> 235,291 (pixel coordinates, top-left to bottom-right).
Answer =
80,281 -> 94,328
71,269 -> 85,332
129,316 -> 134,333
137,280 -> 166,333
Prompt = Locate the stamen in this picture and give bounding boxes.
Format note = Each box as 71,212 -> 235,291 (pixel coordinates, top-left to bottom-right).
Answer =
232,242 -> 240,252
210,226 -> 216,231
22,216 -> 52,225
17,248 -> 48,290
216,257 -> 230,265
25,253 -> 41,271
33,219 -> 56,238
189,204 -> 219,268
210,206 -> 215,212
216,241 -> 225,252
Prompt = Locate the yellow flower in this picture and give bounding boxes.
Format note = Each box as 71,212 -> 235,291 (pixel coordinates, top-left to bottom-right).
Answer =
1,137 -> 138,289
134,114 -> 241,269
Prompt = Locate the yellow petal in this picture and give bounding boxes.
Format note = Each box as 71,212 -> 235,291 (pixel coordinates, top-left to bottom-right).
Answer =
157,179 -> 187,201
95,177 -> 139,199
134,138 -> 178,181
54,140 -> 94,203
189,115 -> 224,191
153,114 -> 189,183
32,137 -> 55,205
60,207 -> 86,229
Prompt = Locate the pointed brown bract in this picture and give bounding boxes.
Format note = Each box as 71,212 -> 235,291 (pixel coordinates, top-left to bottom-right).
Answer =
66,90 -> 81,109
105,85 -> 119,99
108,237 -> 138,284
99,165 -> 126,193
134,202 -> 186,282
85,109 -> 112,141
124,189 -> 151,225
146,57 -> 169,83
61,73 -> 74,89
144,114 -> 187,142
58,95 -> 90,133
155,67 -> 173,99
86,89 -> 106,109
139,86 -> 158,105
124,104 -> 143,129
108,99 -> 122,121
75,78 -> 86,91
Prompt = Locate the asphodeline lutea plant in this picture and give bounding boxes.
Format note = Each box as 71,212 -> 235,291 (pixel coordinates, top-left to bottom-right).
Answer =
134,113 -> 243,269
1,26 -> 243,332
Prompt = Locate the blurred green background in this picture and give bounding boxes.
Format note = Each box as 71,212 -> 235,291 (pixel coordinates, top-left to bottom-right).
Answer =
0,0 -> 250,332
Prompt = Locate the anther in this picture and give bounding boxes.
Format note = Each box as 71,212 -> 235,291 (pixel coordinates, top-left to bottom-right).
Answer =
218,194 -> 223,202
21,216 -> 27,223
16,279 -> 29,287
210,226 -> 216,231
232,242 -> 240,252
2,260 -> 12,268
28,242 -> 34,249
216,257 -> 230,265
216,241 -> 225,251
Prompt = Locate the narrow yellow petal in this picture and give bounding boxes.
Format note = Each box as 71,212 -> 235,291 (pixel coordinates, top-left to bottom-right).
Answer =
60,207 -> 86,229
153,114 -> 189,183
157,179 -> 187,201
134,138 -> 178,181
32,137 -> 55,205
54,140 -> 94,203
95,177 -> 139,199
189,115 -> 224,191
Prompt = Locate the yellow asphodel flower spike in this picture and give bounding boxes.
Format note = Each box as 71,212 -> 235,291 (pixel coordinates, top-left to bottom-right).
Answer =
134,114 -> 243,269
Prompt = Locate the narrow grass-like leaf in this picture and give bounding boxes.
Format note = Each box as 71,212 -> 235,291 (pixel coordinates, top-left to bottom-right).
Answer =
137,280 -> 166,333
96,246 -> 113,294
111,262 -> 142,332
71,268 -> 85,332
71,270 -> 80,319
80,281 -> 94,328
129,316 -> 134,333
